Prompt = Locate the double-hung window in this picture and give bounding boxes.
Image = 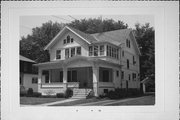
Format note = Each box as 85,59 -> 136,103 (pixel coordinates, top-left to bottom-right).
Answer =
89,46 -> 93,56
71,48 -> 75,57
65,49 -> 69,58
100,45 -> 104,56
76,47 -> 81,55
56,50 -> 61,59
94,46 -> 98,56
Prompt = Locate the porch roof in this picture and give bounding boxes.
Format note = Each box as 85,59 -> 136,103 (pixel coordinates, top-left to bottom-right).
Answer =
34,56 -> 122,68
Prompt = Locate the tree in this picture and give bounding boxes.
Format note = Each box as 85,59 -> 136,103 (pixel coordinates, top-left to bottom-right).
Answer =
20,21 -> 64,63
134,23 -> 155,81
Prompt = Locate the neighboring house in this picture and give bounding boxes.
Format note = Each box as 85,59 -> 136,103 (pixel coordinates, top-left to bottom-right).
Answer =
35,26 -> 141,97
20,55 -> 38,92
141,76 -> 155,94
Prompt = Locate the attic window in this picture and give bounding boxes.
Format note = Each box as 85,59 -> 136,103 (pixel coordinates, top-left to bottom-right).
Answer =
67,35 -> 70,43
63,39 -> 66,44
71,38 -> 74,43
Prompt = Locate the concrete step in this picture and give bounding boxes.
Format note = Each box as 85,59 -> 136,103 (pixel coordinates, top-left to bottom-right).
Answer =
72,89 -> 92,99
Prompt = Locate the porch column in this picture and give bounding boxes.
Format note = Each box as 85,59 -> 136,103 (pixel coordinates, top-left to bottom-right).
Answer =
63,67 -> 68,90
93,66 -> 99,97
38,68 -> 42,92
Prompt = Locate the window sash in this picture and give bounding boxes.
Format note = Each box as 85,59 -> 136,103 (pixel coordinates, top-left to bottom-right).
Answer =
94,46 -> 98,56
100,45 -> 104,55
77,47 -> 81,55
56,50 -> 61,59
71,48 -> 75,57
65,49 -> 69,58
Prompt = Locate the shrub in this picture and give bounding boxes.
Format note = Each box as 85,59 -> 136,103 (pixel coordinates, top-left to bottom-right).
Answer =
56,93 -> 65,98
20,86 -> 27,97
65,88 -> 73,98
33,92 -> 42,97
107,90 -> 119,99
27,88 -> 33,95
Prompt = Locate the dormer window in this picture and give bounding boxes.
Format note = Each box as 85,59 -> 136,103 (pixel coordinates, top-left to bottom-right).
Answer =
56,50 -> 61,59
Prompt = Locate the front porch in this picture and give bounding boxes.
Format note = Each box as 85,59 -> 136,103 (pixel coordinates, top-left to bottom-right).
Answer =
35,56 -> 121,97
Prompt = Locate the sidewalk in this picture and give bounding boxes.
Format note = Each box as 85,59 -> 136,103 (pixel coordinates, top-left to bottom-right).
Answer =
39,98 -> 80,106
75,96 -> 148,106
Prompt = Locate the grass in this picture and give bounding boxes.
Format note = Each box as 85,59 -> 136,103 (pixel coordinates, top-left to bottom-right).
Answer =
106,95 -> 155,106
50,97 -> 106,106
20,97 -> 66,105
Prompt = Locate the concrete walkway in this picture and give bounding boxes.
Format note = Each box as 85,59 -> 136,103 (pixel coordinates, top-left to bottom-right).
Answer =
75,96 -> 148,106
39,98 -> 80,106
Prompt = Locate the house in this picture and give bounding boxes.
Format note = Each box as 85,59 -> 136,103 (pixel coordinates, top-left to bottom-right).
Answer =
35,26 -> 141,97
20,55 -> 38,92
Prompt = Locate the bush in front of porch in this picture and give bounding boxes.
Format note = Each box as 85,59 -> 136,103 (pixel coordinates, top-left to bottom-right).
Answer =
56,88 -> 73,98
106,88 -> 144,99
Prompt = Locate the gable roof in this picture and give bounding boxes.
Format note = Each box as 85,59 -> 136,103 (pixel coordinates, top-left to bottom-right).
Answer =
44,26 -> 97,50
44,26 -> 141,55
20,55 -> 36,63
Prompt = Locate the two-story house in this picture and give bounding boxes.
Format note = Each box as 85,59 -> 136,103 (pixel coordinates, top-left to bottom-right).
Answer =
35,26 -> 141,97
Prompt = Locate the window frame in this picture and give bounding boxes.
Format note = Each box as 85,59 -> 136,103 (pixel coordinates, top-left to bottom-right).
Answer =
100,45 -> 105,56
56,49 -> 61,60
65,48 -> 69,58
76,47 -> 81,55
94,45 -> 98,56
32,77 -> 38,84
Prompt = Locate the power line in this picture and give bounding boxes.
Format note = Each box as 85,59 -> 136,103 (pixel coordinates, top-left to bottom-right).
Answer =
68,15 -> 77,20
51,15 -> 72,22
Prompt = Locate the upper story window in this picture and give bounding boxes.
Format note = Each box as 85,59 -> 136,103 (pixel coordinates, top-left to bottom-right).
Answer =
71,48 -> 75,57
56,50 -> 61,59
132,73 -> 136,81
133,56 -> 136,65
127,59 -> 129,69
100,45 -> 104,55
121,71 -> 124,79
94,46 -> 98,56
76,47 -> 81,55
126,39 -> 131,48
65,49 -> 69,58
89,46 -> 93,56
64,47 -> 81,59
107,45 -> 119,59
129,74 -> 131,81
64,35 -> 74,44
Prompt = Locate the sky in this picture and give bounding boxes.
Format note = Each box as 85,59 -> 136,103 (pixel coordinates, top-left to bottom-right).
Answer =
20,15 -> 154,39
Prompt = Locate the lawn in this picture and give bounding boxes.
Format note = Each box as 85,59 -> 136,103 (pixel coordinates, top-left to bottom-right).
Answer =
20,97 -> 66,105
106,95 -> 155,106
50,97 -> 106,106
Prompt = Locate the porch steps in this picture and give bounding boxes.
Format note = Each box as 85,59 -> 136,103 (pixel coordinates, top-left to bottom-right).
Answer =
72,88 -> 92,99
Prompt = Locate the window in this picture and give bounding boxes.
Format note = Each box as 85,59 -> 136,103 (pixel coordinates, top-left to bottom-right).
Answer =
133,56 -> 136,65
63,39 -> 66,44
71,48 -> 75,57
116,70 -> 119,77
129,40 -> 131,48
100,45 -> 104,55
94,46 -> 98,56
67,35 -> 70,43
60,71 -> 63,82
89,46 -> 93,56
116,49 -> 119,59
107,45 -> 110,56
103,70 -> 109,82
72,70 -> 77,82
126,39 -> 129,47
109,46 -> 112,57
127,59 -> 129,69
56,50 -> 61,59
42,70 -> 49,83
104,89 -> 108,94
129,74 -> 131,81
132,73 -> 136,81
65,49 -> 69,58
32,77 -> 38,84
121,71 -> 124,79
67,70 -> 77,82
71,38 -> 74,43
76,47 -> 81,55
